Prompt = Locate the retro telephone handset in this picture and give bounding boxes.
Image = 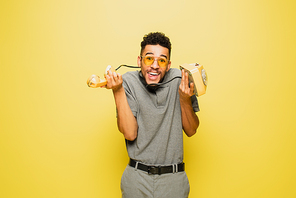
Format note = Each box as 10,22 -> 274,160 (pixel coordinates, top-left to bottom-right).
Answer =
179,63 -> 208,96
87,65 -> 138,88
87,63 -> 208,96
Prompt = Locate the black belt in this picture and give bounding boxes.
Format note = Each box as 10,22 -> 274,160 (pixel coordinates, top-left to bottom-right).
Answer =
129,158 -> 185,175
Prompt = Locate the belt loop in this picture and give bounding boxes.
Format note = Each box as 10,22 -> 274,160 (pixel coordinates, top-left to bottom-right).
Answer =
135,161 -> 139,171
172,164 -> 175,174
175,164 -> 178,173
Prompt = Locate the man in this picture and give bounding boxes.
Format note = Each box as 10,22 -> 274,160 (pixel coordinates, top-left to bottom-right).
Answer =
104,32 -> 200,198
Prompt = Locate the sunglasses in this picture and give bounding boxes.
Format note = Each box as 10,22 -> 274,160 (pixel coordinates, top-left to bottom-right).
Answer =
141,55 -> 169,68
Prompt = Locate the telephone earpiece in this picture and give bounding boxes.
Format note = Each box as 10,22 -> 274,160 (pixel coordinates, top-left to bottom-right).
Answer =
87,65 -> 115,88
87,74 -> 107,88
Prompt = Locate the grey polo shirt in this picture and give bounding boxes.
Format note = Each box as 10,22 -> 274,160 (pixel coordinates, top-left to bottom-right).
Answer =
122,68 -> 199,166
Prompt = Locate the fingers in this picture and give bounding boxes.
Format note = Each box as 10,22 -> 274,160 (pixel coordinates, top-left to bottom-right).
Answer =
184,70 -> 189,89
105,70 -> 122,89
179,69 -> 194,97
180,69 -> 189,90
189,82 -> 194,94
179,69 -> 184,90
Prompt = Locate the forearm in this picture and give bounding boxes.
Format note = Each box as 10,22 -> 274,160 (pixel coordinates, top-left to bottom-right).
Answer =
113,87 -> 138,141
180,97 -> 199,137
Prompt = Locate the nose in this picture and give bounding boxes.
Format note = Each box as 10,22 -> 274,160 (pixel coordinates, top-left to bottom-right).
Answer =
150,59 -> 159,69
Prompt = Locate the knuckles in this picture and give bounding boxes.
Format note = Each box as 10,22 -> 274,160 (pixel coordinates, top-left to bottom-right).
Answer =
106,73 -> 123,90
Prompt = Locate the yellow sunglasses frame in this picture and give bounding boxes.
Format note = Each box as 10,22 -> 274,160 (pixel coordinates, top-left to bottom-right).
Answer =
141,55 -> 168,68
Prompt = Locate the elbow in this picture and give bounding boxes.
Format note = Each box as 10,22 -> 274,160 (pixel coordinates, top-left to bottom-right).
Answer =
117,119 -> 138,141
186,129 -> 197,137
188,118 -> 200,137
120,126 -> 138,141
184,121 -> 199,137
124,132 -> 137,141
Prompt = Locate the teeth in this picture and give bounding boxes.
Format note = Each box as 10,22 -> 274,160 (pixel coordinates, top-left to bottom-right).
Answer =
149,72 -> 158,76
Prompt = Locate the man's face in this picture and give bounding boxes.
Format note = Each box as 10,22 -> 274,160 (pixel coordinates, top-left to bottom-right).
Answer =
137,44 -> 171,85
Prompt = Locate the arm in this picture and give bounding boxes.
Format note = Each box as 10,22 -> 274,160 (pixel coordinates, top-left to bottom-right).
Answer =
179,69 -> 200,137
105,71 -> 138,141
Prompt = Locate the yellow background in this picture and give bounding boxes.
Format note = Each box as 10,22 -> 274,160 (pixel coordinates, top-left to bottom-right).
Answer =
1,0 -> 295,197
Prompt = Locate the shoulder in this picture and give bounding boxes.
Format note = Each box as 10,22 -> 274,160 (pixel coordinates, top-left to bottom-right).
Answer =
122,71 -> 142,91
168,68 -> 181,76
163,68 -> 182,84
122,71 -> 139,81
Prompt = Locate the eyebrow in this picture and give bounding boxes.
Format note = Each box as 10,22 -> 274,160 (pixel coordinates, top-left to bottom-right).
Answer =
145,52 -> 168,59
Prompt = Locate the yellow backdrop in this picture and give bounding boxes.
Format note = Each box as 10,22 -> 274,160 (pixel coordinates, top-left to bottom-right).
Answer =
1,0 -> 295,197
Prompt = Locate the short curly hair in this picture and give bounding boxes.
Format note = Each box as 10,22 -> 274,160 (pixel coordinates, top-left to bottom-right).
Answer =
140,32 -> 172,59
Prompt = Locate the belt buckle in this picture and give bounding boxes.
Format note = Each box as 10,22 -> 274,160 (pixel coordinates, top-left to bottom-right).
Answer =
148,166 -> 161,175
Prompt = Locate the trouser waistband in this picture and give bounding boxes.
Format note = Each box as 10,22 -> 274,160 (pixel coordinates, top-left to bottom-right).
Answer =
129,158 -> 185,175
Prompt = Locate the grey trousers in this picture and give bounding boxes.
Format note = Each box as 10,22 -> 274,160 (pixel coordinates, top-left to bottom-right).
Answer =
121,165 -> 190,198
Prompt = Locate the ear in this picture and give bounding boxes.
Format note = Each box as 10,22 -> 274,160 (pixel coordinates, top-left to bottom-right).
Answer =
137,56 -> 141,67
166,60 -> 171,72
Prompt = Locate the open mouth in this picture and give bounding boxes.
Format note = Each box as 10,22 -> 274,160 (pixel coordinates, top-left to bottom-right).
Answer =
146,71 -> 161,83
148,72 -> 159,76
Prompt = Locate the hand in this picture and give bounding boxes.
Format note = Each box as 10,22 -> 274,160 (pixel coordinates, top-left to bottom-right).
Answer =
103,70 -> 123,92
179,69 -> 194,100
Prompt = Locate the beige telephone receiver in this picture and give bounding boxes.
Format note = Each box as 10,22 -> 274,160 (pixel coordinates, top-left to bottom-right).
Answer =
87,65 -> 115,88
179,63 -> 208,96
